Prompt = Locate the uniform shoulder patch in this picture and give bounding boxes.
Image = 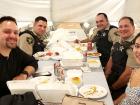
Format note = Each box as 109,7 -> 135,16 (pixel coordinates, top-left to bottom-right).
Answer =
114,31 -> 119,36
26,37 -> 34,44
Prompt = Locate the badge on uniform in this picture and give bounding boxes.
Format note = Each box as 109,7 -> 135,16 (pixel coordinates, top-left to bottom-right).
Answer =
114,32 -> 119,36
26,37 -> 34,44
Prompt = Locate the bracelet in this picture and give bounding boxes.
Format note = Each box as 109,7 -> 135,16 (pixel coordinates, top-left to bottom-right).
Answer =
21,71 -> 29,77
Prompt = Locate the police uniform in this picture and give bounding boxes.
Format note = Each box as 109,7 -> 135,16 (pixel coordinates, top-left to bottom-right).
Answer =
89,25 -> 119,43
18,29 -> 47,55
107,35 -> 136,100
89,25 -> 119,67
126,48 -> 140,68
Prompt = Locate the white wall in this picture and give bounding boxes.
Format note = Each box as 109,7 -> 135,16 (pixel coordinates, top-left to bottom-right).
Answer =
0,0 -> 51,22
1,0 -> 140,28
52,0 -> 125,23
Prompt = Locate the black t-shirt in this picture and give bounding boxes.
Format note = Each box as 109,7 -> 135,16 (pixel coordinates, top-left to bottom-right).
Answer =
0,47 -> 38,97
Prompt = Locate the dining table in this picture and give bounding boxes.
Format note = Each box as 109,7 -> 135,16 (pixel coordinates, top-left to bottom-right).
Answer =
37,53 -> 114,105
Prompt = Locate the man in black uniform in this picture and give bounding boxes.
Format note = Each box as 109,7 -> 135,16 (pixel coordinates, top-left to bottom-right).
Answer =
79,13 -> 119,67
91,13 -> 118,67
105,16 -> 138,100
18,16 -> 48,55
0,16 -> 38,97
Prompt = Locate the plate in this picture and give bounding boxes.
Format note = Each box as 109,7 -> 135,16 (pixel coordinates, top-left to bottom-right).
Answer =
87,59 -> 101,68
87,52 -> 101,57
33,51 -> 53,60
30,76 -> 52,84
51,55 -> 62,60
33,71 -> 52,77
79,84 -> 107,98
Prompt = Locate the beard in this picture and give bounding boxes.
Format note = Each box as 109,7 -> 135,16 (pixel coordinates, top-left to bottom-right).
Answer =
6,43 -> 17,48
6,38 -> 17,49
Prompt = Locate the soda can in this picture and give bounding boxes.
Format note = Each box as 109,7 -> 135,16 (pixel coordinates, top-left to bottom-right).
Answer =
87,42 -> 93,51
83,51 -> 87,62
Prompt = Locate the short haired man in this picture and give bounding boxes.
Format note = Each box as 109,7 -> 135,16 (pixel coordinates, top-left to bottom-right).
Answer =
80,13 -> 119,67
0,16 -> 38,97
18,16 -> 48,55
105,16 -> 139,100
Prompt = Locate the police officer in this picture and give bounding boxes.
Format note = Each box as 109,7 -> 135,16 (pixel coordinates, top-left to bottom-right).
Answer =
105,16 -> 139,100
80,13 -> 119,67
18,16 -> 48,55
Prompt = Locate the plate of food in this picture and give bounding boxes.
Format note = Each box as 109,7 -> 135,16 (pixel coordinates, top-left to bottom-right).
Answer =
33,51 -> 53,60
50,52 -> 62,60
30,76 -> 52,84
87,52 -> 101,57
79,84 -> 107,99
87,59 -> 101,68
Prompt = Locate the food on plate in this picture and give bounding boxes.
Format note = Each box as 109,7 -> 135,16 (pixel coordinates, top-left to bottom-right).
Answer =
46,51 -> 53,56
87,52 -> 101,57
71,77 -> 81,85
34,51 -> 53,57
41,79 -> 48,84
75,47 -> 81,51
79,85 -> 108,98
30,76 -> 50,84
87,59 -> 98,63
34,51 -> 61,60
84,86 -> 97,96
37,53 -> 46,57
87,59 -> 101,68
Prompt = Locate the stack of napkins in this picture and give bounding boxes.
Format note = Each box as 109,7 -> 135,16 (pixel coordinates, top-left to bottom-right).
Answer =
7,76 -> 54,100
61,51 -> 83,67
6,80 -> 40,99
37,82 -> 78,103
62,51 -> 83,60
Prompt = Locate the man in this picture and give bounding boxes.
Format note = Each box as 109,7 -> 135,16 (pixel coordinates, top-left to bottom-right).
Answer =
79,13 -> 119,67
18,16 -> 48,55
0,16 -> 38,97
113,32 -> 140,105
105,16 -> 139,100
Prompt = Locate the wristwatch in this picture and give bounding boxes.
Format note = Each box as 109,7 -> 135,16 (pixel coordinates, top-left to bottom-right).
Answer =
21,71 -> 29,77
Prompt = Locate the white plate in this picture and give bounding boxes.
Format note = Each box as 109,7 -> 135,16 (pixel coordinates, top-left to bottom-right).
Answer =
79,84 -> 107,99
30,76 -> 52,84
87,59 -> 101,68
51,55 -> 62,60
33,51 -> 53,60
87,52 -> 101,57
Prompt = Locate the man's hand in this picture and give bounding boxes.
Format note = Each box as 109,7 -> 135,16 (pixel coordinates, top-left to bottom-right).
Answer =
74,39 -> 81,43
13,74 -> 28,80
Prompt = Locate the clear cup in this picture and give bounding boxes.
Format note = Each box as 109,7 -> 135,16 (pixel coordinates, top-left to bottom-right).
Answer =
66,70 -> 83,87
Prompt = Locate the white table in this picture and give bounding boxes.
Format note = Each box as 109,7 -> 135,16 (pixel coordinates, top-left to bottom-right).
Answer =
83,71 -> 114,105
37,60 -> 114,105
